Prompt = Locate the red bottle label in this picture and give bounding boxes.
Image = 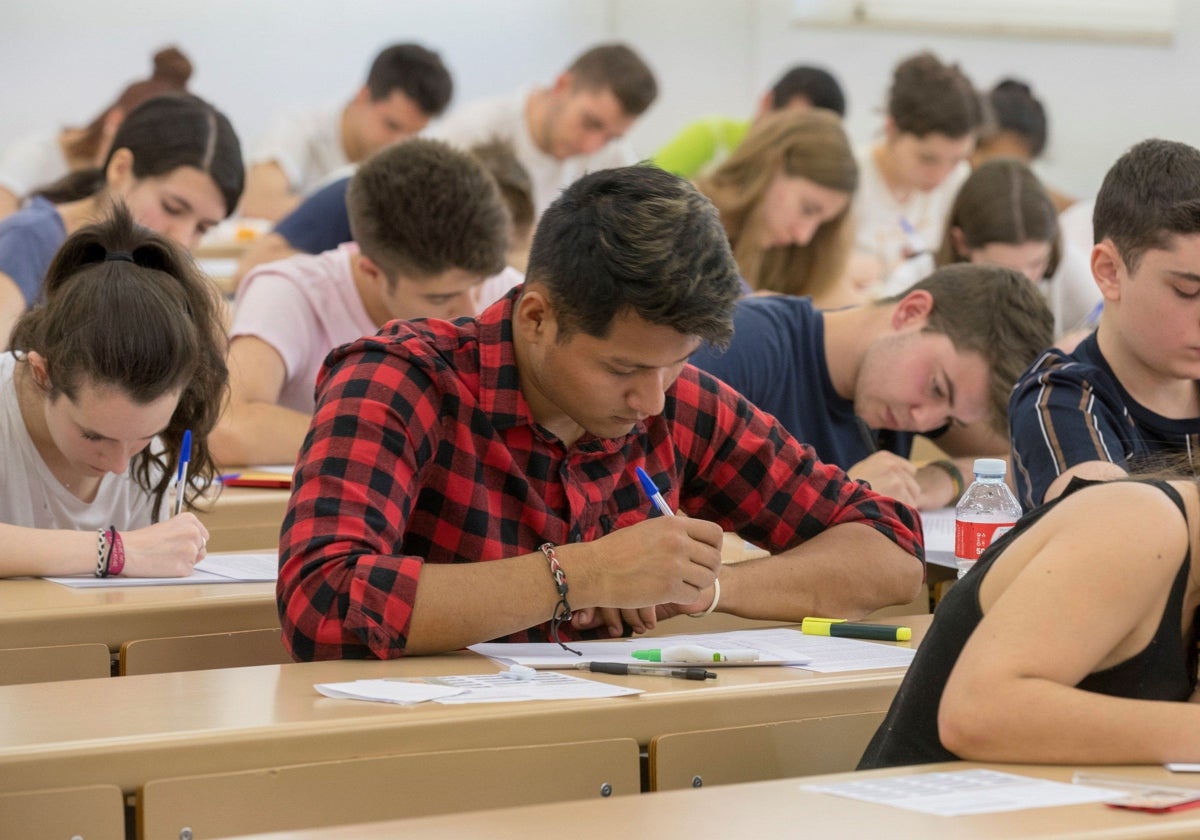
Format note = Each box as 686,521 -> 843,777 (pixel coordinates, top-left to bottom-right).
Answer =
954,520 -> 1015,561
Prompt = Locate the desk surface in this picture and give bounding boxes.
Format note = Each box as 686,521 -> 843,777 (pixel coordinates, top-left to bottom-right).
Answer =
0,576 -> 277,652
0,616 -> 928,796
231,762 -> 1200,840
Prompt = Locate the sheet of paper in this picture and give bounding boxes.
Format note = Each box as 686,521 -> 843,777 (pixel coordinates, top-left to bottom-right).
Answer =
802,769 -> 1115,817
471,627 -> 914,673
314,680 -> 465,705
427,671 -> 643,703
314,673 -> 642,706
1166,764 -> 1200,772
922,507 -> 956,568
45,551 -> 277,587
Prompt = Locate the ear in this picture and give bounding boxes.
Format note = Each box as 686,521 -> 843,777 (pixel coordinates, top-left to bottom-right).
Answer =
514,287 -> 557,346
755,90 -> 774,118
890,289 -> 935,330
883,116 -> 900,144
25,351 -> 51,392
104,147 -> 136,195
351,85 -> 372,106
1091,239 -> 1125,302
97,107 -> 125,165
949,226 -> 970,259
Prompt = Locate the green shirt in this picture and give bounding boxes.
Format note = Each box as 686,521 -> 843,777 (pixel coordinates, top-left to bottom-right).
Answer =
652,116 -> 751,179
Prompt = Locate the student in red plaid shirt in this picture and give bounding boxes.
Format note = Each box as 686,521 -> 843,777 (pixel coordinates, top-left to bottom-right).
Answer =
278,164 -> 925,660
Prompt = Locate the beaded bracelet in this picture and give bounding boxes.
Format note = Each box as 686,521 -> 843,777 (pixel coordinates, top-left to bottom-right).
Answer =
94,528 -> 110,578
106,526 -> 125,577
539,542 -> 580,655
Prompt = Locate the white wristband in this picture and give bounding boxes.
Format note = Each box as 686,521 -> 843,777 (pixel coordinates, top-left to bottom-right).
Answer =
687,577 -> 721,618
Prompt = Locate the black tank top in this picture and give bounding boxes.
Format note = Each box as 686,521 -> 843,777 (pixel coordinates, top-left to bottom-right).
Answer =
858,479 -> 1199,770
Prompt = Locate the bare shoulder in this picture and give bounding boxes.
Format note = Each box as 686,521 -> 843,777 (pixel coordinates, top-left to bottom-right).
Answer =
1047,479 -> 1192,556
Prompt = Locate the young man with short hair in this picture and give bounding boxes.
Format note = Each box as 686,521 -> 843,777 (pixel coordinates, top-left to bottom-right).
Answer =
1010,138 -> 1200,510
239,43 -> 453,221
277,165 -> 924,661
427,42 -> 657,217
210,138 -> 510,467
691,265 -> 1055,510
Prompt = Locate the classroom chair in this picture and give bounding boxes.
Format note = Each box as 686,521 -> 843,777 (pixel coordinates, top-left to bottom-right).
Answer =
0,642 -> 112,685
139,738 -> 639,838
0,784 -> 125,840
647,711 -> 888,791
119,627 -> 291,675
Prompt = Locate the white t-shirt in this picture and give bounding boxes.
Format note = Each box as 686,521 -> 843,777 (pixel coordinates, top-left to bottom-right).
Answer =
250,105 -> 349,195
230,243 -> 376,413
880,241 -> 1101,338
0,131 -> 69,199
853,144 -> 969,284
0,353 -> 164,529
427,88 -> 638,217
472,266 -> 523,312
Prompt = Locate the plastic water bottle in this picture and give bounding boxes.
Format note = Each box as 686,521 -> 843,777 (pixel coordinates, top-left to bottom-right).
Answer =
954,458 -> 1021,579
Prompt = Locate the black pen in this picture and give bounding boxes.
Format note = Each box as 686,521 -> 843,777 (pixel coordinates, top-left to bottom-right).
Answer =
581,662 -> 716,680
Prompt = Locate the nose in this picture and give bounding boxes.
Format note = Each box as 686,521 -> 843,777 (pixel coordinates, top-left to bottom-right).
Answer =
577,132 -> 608,156
444,296 -> 475,320
627,370 -> 668,418
910,402 -> 950,431
99,442 -> 135,475
791,216 -> 821,246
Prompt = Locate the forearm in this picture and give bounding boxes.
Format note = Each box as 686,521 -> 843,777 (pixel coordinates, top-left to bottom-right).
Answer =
0,524 -> 96,578
717,524 -> 923,620
942,676 -> 1200,764
210,401 -> 311,467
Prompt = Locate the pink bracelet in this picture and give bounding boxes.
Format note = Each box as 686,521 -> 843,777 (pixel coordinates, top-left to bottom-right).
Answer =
106,526 -> 125,576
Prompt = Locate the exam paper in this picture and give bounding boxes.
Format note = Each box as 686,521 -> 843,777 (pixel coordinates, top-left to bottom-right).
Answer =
922,507 -> 956,569
314,673 -> 642,706
802,769 -> 1115,817
471,627 -> 915,673
45,551 -> 278,588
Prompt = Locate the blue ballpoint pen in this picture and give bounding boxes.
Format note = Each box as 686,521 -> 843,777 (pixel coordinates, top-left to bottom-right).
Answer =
635,466 -> 675,518
175,429 -> 192,516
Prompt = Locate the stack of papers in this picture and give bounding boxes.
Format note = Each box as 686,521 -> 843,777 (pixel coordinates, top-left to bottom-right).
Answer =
315,672 -> 643,705
470,627 -> 915,673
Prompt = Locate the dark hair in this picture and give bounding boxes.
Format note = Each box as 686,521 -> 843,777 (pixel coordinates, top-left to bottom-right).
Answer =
880,264 -> 1054,435
346,138 -> 509,283
469,139 -> 535,234
983,79 -> 1047,158
769,65 -> 846,116
63,46 -> 193,163
888,52 -> 981,139
365,42 -> 453,117
526,165 -> 741,347
9,205 -> 228,518
37,94 -> 244,219
567,43 -> 658,117
1093,139 -> 1200,273
697,108 -> 857,298
935,158 -> 1060,277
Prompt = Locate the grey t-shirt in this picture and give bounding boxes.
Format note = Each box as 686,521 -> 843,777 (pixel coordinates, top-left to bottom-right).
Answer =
0,195 -> 66,305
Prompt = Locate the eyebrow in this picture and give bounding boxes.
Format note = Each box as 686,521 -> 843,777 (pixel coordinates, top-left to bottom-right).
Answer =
610,350 -> 696,370
942,368 -> 957,409
79,423 -> 170,443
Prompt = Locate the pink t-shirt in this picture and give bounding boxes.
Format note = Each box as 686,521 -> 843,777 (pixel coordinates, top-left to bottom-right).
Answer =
231,243 -> 375,413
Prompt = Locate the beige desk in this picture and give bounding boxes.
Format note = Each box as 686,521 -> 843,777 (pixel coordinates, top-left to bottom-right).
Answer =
0,577 -> 276,653
0,617 -> 928,797
196,485 -> 292,552
228,762 -> 1200,839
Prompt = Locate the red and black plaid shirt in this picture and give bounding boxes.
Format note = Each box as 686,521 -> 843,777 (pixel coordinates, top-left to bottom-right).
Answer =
278,292 -> 924,660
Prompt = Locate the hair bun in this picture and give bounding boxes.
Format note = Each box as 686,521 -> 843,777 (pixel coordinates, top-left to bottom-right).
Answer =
151,46 -> 193,87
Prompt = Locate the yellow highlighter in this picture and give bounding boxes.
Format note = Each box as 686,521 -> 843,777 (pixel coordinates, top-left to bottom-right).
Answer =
801,617 -> 911,642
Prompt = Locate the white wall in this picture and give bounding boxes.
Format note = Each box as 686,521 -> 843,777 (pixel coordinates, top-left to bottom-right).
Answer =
3,0 -> 1199,199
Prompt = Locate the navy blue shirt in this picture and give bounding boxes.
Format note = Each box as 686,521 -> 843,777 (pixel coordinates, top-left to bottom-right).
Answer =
1009,330 -> 1200,510
275,177 -> 351,254
690,295 -> 915,469
0,196 -> 66,305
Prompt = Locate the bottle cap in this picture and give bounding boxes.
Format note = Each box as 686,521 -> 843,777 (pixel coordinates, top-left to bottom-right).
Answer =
972,458 -> 1007,477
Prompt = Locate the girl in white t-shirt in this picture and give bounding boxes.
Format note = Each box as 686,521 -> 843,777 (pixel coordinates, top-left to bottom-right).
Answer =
880,158 -> 1100,341
0,206 -> 226,578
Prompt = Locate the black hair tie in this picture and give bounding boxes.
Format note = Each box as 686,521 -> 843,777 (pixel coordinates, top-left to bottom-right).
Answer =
105,250 -> 135,263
